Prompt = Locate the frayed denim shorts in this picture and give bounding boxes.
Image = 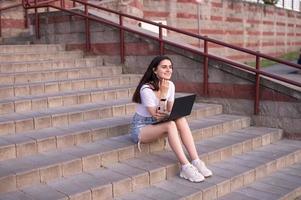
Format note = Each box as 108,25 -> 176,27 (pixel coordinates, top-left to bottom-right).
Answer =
129,113 -> 156,143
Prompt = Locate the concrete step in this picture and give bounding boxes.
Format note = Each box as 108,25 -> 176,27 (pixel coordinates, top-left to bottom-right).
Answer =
0,98 -> 135,136
0,83 -> 137,115
0,124 -> 279,195
0,44 -> 64,54
0,103 -> 223,160
1,38 -> 34,46
0,57 -> 104,73
0,93 -> 221,136
0,51 -> 84,62
0,127 -> 285,197
0,65 -> 124,85
117,139 -> 301,200
0,73 -> 138,99
219,162 -> 301,200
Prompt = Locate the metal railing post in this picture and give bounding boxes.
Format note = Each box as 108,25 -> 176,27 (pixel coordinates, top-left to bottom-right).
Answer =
24,8 -> 28,28
254,53 -> 260,114
84,4 -> 90,52
0,11 -> 2,37
203,37 -> 209,96
159,25 -> 164,55
61,0 -> 64,8
119,15 -> 125,64
34,0 -> 40,39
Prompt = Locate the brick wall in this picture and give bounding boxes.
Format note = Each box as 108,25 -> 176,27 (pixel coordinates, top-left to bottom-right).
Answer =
0,0 -> 27,38
142,0 -> 301,61
2,0 -> 301,62
0,0 -> 79,39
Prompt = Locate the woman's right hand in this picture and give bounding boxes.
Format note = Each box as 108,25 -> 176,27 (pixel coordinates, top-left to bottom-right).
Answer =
159,79 -> 169,98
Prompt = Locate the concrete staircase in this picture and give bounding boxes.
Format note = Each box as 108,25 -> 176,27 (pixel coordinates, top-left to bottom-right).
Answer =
0,44 -> 300,200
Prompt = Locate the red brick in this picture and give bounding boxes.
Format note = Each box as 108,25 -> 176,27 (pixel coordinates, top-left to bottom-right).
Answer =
211,16 -> 223,21
227,3 -> 242,10
288,12 -> 295,18
177,13 -> 197,19
262,31 -> 274,36
262,42 -> 274,47
202,29 -> 224,35
276,22 -> 286,26
263,21 -> 274,25
277,11 -> 285,16
226,17 -> 243,23
211,2 -> 223,8
246,42 -> 260,47
247,19 -> 260,24
247,31 -> 260,35
225,30 -> 244,35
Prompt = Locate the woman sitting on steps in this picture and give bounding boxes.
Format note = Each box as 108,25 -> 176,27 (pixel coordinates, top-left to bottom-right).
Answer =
129,55 -> 213,182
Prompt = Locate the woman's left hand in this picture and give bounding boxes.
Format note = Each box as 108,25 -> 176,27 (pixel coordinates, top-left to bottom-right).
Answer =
154,109 -> 169,121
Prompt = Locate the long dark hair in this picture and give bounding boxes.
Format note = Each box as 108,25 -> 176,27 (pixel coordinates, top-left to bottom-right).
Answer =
132,55 -> 173,103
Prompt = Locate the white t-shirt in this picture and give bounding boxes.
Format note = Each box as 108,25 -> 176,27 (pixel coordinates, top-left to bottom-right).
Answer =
136,81 -> 175,117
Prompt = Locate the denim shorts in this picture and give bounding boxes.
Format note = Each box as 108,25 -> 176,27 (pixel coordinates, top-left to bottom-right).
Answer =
129,113 -> 156,143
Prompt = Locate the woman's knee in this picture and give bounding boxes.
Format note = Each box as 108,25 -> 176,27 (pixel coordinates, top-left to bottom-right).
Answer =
165,121 -> 177,132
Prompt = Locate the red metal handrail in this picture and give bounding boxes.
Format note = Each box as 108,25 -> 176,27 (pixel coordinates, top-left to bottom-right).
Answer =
22,0 -> 301,115
0,3 -> 28,37
23,0 -> 59,8
67,0 -> 301,70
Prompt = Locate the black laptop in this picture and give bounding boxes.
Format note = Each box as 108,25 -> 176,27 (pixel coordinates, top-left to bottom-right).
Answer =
152,94 -> 196,125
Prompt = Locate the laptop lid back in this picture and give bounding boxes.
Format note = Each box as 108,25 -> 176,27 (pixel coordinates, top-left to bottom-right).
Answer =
152,94 -> 196,125
168,94 -> 196,121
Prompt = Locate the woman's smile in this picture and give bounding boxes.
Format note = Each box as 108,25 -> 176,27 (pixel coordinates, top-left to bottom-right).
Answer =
155,59 -> 173,80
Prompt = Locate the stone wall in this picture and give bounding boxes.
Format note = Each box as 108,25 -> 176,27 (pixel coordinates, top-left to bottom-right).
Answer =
199,97 -> 301,140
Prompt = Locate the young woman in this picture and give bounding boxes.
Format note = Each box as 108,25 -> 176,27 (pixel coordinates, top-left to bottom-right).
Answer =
129,55 -> 212,182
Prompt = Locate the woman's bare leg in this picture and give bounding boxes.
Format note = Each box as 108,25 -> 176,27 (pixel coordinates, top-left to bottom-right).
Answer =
139,121 -> 190,165
175,117 -> 199,161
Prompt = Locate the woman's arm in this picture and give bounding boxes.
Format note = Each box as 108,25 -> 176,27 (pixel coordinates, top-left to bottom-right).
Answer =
146,106 -> 157,117
166,101 -> 174,112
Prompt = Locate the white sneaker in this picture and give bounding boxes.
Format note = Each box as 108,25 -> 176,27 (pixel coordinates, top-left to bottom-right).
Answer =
180,164 -> 205,182
192,159 -> 213,177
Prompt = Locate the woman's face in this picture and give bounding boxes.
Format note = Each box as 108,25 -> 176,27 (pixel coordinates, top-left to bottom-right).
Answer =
154,59 -> 173,80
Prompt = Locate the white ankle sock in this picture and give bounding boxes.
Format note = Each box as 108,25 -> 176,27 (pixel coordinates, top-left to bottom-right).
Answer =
191,158 -> 200,165
182,163 -> 191,170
